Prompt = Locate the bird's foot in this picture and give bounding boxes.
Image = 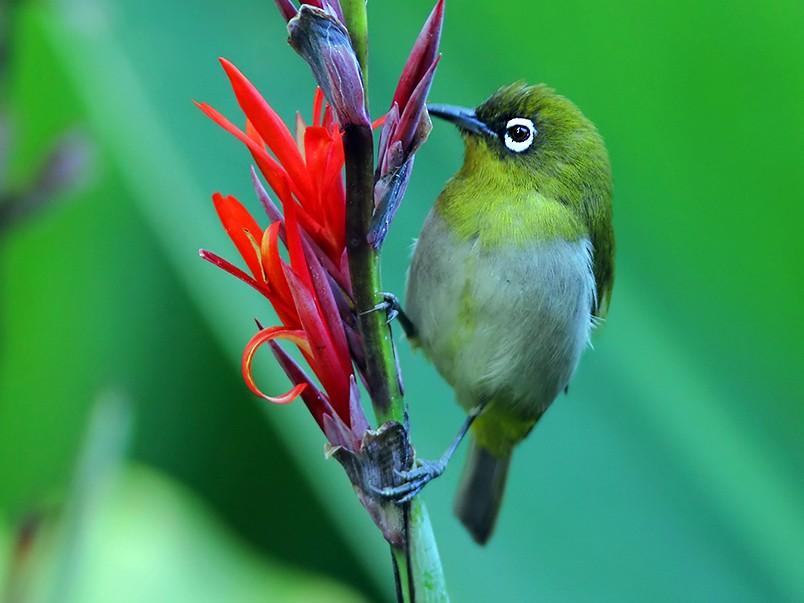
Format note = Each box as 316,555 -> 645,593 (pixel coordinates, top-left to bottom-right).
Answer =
361,292 -> 401,323
371,405 -> 484,504
361,292 -> 417,339
372,458 -> 448,504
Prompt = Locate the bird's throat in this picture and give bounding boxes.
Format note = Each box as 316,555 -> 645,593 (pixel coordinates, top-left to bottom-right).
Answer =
435,176 -> 587,248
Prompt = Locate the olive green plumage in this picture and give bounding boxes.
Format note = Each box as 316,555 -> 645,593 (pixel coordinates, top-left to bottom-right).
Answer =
437,82 -> 614,315
406,82 -> 614,543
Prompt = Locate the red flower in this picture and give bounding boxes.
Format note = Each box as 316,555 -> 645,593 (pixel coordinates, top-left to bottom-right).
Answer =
198,1 -> 448,546
197,60 -> 368,451
196,0 -> 443,453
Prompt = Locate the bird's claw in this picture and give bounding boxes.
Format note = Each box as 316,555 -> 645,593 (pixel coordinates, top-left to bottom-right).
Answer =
360,292 -> 402,325
370,458 -> 447,504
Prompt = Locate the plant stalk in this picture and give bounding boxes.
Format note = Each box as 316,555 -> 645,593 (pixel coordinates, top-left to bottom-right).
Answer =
342,106 -> 449,603
340,0 -> 369,92
342,123 -> 405,424
340,7 -> 447,602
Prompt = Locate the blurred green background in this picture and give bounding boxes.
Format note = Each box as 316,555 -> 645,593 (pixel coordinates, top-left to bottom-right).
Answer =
1,0 -> 802,600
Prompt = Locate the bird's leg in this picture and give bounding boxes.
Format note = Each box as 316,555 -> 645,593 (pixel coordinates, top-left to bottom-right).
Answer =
373,405 -> 483,504
361,292 -> 417,339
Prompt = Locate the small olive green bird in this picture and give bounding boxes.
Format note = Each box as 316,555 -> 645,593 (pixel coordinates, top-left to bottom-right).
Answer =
404,82 -> 614,544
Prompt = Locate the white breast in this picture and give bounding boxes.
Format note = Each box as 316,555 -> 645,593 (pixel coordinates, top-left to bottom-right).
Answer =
406,211 -> 596,418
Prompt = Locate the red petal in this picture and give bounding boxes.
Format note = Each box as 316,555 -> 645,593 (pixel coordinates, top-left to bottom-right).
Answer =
319,135 -> 346,252
261,223 -> 298,327
281,187 -> 311,290
302,238 -> 352,378
245,117 -> 310,212
199,249 -> 268,296
219,59 -> 313,204
212,193 -> 264,282
313,88 -> 325,128
283,265 -> 351,419
301,126 -> 330,223
242,327 -> 311,403
323,104 -> 335,132
196,101 -> 298,210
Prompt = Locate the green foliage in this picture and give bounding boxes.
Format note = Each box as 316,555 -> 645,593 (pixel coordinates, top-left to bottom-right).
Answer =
5,464 -> 366,602
1,0 -> 802,601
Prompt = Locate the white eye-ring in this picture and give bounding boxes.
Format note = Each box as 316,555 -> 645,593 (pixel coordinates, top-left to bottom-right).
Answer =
503,117 -> 537,153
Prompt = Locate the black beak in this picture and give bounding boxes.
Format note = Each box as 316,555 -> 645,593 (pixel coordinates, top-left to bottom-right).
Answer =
427,104 -> 496,138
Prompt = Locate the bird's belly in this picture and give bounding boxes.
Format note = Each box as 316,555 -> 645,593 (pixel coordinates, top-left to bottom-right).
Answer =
406,211 -> 595,419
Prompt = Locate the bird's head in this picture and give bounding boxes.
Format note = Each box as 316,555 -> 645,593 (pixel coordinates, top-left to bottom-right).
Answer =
428,82 -> 610,198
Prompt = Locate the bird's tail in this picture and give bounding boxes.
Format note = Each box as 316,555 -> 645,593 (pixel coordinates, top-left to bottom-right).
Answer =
453,438 -> 511,545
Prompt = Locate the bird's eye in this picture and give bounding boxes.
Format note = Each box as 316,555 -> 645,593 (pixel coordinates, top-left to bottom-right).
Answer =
503,117 -> 537,153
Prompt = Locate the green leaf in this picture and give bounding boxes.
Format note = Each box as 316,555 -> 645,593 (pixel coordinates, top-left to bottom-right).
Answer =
20,465 -> 367,603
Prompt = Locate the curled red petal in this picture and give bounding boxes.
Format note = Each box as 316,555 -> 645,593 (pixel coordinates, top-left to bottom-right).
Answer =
242,327 -> 311,403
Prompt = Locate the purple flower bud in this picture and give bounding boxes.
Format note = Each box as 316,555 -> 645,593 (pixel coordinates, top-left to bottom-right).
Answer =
394,57 -> 439,154
368,0 -> 444,248
288,6 -> 369,129
392,0 -> 444,111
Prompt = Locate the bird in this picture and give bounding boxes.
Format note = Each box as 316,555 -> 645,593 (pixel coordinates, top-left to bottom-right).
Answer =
399,82 -> 614,544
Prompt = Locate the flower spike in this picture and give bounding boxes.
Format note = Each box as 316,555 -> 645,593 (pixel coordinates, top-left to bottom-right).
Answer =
199,0 -> 448,547
199,69 -> 372,453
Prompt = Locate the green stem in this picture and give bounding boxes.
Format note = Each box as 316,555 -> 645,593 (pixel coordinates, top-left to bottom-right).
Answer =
391,544 -> 413,602
342,123 -> 405,424
408,500 -> 448,602
340,0 -> 369,91
341,101 -> 449,603
340,7 -> 447,602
